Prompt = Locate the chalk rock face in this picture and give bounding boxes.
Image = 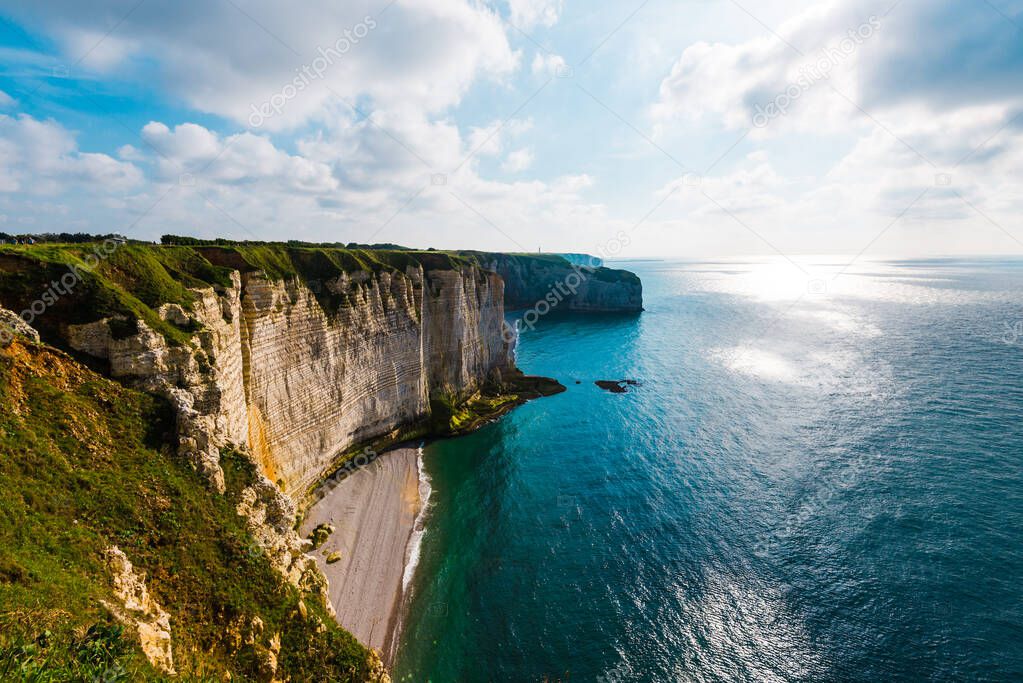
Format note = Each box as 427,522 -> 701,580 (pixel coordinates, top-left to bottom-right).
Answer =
240,265 -> 510,495
66,272 -> 249,493
65,261 -> 511,521
64,262 -> 514,612
0,307 -> 40,346
102,546 -> 175,675
234,475 -> 331,606
477,253 -> 643,313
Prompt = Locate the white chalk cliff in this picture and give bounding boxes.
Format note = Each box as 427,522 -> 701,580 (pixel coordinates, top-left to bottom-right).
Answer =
64,263 -> 511,588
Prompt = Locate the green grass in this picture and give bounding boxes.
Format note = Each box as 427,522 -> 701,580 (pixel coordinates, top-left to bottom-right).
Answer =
0,244 -> 233,347
0,340 -> 370,681
0,620 -> 156,682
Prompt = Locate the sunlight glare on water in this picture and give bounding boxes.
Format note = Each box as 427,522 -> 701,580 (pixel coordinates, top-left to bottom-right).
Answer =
396,257 -> 1023,682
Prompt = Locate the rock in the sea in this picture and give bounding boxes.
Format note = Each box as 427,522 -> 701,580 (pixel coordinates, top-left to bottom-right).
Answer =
595,379 -> 641,393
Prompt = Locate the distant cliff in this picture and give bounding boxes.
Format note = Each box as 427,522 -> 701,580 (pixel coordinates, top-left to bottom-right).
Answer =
463,252 -> 643,313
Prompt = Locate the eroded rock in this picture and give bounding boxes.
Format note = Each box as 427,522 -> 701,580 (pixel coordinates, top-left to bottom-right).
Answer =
0,307 -> 39,347
101,546 -> 175,675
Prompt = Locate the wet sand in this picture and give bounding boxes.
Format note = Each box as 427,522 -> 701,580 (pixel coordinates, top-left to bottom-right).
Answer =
300,447 -> 422,660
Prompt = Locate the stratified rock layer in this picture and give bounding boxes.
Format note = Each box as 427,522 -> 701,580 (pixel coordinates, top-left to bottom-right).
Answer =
65,264 -> 511,500
241,266 -> 509,496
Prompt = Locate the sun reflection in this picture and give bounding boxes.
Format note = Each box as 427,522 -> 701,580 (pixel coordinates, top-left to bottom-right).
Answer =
689,255 -> 1009,307
712,346 -> 799,383
678,572 -> 824,681
740,261 -> 818,301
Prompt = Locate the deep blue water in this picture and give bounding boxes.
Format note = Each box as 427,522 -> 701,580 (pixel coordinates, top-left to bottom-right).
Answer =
395,258 -> 1023,682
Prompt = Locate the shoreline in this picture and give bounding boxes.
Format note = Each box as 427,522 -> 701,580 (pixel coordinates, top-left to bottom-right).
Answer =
388,447 -> 432,664
299,446 -> 427,666
295,374 -> 564,667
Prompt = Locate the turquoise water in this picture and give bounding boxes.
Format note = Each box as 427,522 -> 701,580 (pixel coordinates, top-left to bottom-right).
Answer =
395,259 -> 1023,682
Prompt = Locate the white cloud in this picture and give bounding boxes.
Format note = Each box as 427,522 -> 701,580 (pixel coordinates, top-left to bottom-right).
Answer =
654,0 -> 1023,136
6,0 -> 520,131
531,52 -> 567,77
637,0 -> 1023,257
0,110 -> 611,251
508,0 -> 562,29
466,121 -> 507,159
654,2 -> 883,135
0,90 -> 15,109
463,116 -> 535,161
140,122 -> 337,193
658,151 -> 790,219
637,108 -> 1023,258
502,147 -> 534,172
0,114 -> 141,195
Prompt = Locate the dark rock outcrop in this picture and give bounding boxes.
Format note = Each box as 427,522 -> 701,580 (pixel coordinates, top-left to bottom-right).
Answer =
463,252 -> 643,313
595,379 -> 641,394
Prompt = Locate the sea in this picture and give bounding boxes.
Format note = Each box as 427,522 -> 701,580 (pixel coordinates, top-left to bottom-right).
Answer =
394,257 -> 1023,682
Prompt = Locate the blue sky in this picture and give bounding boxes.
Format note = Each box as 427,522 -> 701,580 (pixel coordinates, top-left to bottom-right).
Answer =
0,0 -> 1021,257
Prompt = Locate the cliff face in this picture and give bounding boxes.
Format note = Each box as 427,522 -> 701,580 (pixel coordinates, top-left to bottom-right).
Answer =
468,252 -> 643,313
0,243 -> 638,570
64,261 -> 512,500
0,245 -> 642,502
239,265 -> 509,496
47,256 -> 511,612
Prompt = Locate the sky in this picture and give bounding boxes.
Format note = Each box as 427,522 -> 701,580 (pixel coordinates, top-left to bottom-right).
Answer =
0,0 -> 1021,258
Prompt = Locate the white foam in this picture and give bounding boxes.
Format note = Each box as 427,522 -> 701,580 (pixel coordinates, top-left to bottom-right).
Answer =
401,443 -> 432,595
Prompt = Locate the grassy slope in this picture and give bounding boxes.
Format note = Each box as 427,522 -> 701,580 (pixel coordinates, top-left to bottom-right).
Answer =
0,339 -> 370,681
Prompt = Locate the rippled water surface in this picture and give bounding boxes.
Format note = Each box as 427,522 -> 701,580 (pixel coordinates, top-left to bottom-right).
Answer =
395,258 -> 1023,682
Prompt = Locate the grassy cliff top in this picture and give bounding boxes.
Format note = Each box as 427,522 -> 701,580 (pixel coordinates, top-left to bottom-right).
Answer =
0,339 -> 370,680
0,240 -> 639,349
0,242 -> 476,348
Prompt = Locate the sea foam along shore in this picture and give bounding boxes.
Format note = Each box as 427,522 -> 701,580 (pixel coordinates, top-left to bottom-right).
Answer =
402,446 -> 432,598
392,445 -> 432,662
300,446 -> 428,665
